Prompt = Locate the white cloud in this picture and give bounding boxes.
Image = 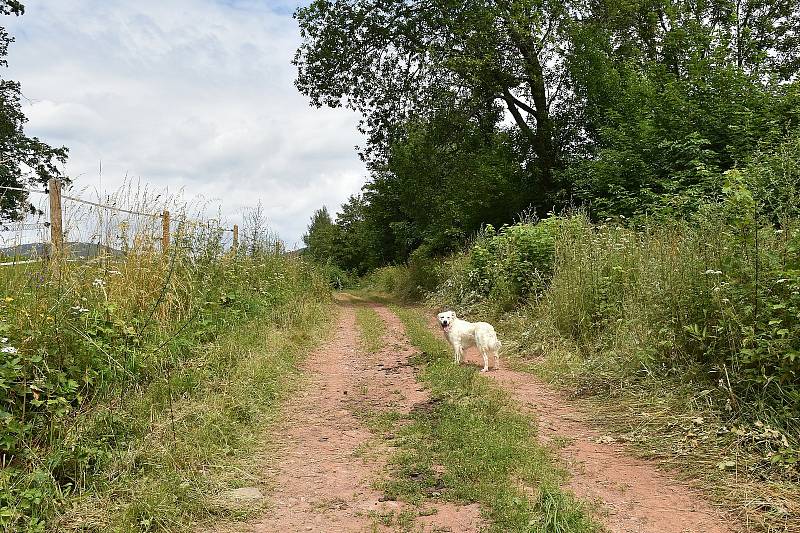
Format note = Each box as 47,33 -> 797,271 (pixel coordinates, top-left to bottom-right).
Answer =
4,0 -> 367,247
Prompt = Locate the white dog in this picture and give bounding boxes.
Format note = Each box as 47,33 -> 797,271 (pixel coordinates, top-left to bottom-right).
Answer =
437,310 -> 501,372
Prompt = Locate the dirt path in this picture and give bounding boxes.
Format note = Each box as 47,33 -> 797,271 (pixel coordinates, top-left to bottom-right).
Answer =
208,298 -> 737,533
430,317 -> 737,533
211,298 -> 481,532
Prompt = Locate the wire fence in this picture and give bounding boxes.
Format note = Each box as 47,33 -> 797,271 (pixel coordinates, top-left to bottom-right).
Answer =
0,178 -> 240,266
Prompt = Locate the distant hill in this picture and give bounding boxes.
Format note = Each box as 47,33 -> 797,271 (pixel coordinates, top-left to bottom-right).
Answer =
0,242 -> 123,260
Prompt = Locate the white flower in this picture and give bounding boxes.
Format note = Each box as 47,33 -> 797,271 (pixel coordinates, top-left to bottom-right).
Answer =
92,278 -> 106,288
2,346 -> 18,354
0,337 -> 7,344
704,269 -> 722,275
108,270 -> 122,276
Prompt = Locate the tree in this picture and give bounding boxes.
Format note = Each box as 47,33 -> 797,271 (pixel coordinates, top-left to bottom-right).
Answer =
303,206 -> 339,262
562,0 -> 800,218
297,0 -> 800,272
0,1 -> 68,221
331,195 -> 379,274
294,0 -> 574,203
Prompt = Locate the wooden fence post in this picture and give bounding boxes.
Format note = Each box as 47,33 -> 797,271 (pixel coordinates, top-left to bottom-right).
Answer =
48,178 -> 64,273
162,210 -> 170,253
232,224 -> 239,253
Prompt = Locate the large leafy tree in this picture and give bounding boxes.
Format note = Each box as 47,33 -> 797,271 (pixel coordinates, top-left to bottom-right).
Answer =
297,0 -> 800,270
0,0 -> 68,221
368,105 -> 530,257
331,194 -> 379,274
294,0 -> 574,201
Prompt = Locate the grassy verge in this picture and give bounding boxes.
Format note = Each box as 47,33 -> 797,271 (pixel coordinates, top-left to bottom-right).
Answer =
375,304 -> 599,533
45,298 -> 333,532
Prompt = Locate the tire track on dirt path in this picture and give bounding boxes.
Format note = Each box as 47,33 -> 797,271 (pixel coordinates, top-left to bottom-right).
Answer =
424,315 -> 736,533
208,297 -> 481,532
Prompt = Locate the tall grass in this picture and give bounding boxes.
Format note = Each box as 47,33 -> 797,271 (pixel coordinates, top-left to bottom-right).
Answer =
431,205 -> 800,465
0,186 -> 330,531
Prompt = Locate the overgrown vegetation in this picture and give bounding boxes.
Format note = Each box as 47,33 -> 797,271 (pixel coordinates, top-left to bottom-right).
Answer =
364,172 -> 800,527
297,0 -> 800,268
0,204 -> 331,531
295,4 -> 800,516
378,305 -> 600,533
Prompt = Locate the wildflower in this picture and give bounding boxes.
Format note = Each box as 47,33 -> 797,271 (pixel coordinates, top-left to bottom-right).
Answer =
92,278 -> 106,288
108,270 -> 122,276
1,346 -> 18,354
704,269 -> 722,275
3,296 -> 12,303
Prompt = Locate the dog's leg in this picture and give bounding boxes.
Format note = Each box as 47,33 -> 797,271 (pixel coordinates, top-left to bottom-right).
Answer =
480,349 -> 489,372
493,348 -> 500,370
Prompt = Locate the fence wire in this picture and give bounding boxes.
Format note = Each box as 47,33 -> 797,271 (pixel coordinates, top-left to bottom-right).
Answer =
0,180 -> 238,265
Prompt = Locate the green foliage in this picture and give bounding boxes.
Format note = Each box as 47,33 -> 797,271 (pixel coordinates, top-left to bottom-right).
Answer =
302,206 -> 338,262
432,204 -> 800,469
0,2 -> 69,220
465,220 -> 560,310
0,239 -> 330,530
294,0 -> 567,185
361,266 -> 415,300
295,1 -> 800,271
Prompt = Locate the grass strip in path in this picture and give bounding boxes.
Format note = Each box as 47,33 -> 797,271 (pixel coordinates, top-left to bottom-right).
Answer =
387,305 -> 600,533
355,305 -> 385,354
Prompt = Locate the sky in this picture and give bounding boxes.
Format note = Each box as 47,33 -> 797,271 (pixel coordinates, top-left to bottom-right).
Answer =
3,0 -> 367,249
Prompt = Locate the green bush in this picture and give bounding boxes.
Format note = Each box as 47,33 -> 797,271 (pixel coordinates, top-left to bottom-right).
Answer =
361,265 -> 414,300
318,260 -> 359,289
449,218 -> 561,311
430,196 -> 800,457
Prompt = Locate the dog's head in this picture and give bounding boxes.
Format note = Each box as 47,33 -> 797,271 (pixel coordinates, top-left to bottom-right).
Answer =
437,310 -> 457,330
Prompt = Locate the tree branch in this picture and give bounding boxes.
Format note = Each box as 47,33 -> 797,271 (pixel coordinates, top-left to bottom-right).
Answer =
501,87 -> 536,144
